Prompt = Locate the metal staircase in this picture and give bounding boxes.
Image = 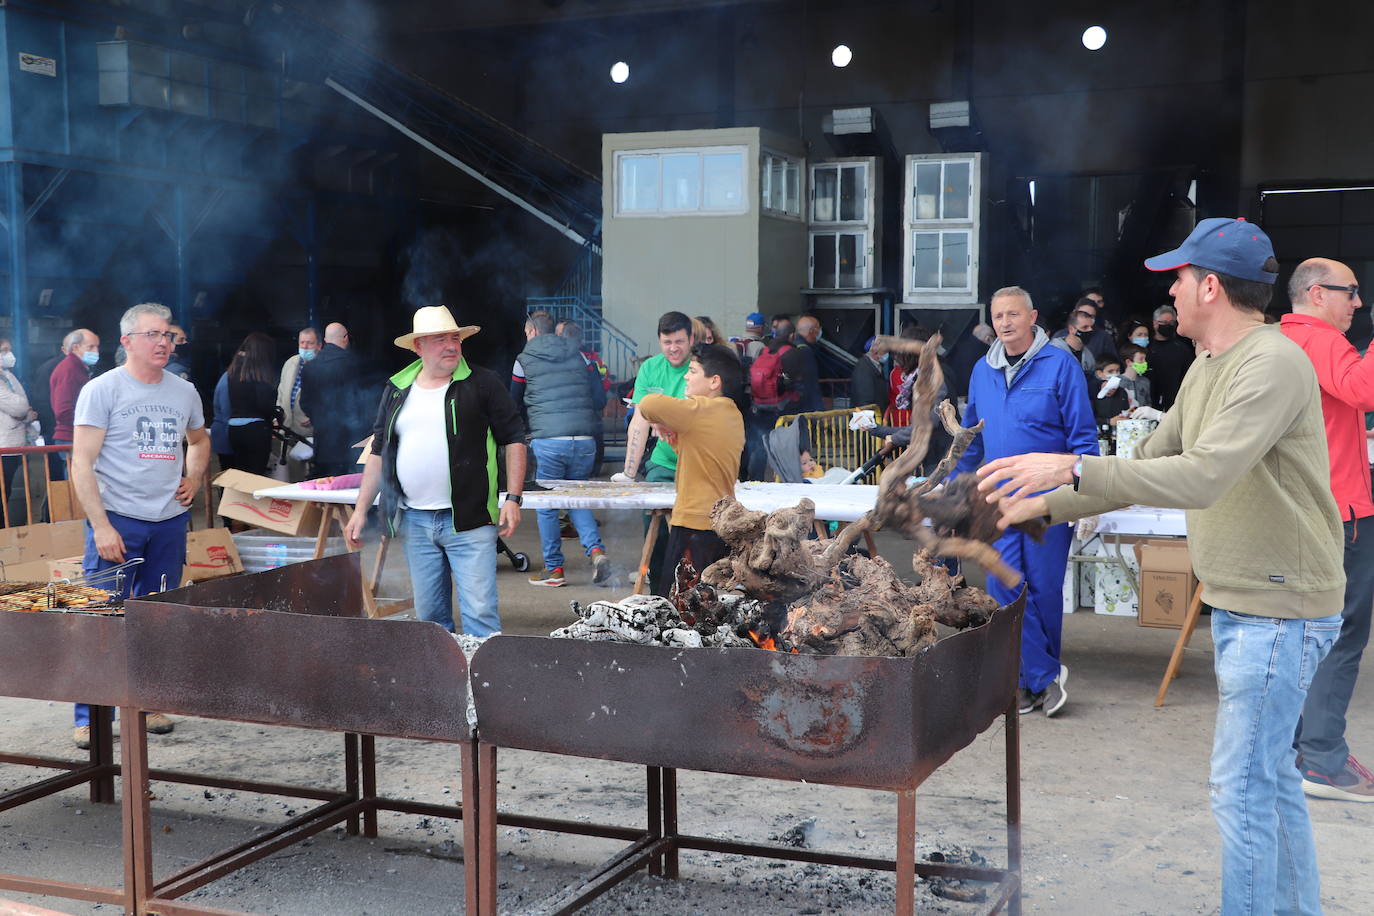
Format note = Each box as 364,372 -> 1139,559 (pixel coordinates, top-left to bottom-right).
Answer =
254,4 -> 633,369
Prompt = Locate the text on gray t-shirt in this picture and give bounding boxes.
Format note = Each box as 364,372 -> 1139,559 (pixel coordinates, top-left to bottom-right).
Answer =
73,368 -> 205,522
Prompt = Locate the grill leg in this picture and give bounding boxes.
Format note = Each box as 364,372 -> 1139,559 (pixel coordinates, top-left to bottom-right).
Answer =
896,790 -> 916,916
89,705 -> 116,805
121,708 -> 152,916
646,766 -> 663,877
1006,702 -> 1023,915
477,742 -> 498,916
662,767 -> 678,879
361,735 -> 378,838
344,733 -> 360,836
460,738 -> 480,916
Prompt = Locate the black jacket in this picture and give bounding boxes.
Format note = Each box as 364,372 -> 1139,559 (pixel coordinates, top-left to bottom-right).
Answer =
369,359 -> 525,535
848,356 -> 888,413
299,343 -> 376,464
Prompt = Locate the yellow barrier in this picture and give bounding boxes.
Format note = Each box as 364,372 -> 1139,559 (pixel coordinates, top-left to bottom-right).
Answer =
773,404 -> 892,481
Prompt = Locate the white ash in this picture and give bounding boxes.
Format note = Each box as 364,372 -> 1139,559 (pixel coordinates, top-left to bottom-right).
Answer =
450,632 -> 493,729
552,595 -> 754,649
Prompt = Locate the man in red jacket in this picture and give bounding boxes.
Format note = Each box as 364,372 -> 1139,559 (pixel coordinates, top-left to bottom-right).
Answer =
1280,257 -> 1374,802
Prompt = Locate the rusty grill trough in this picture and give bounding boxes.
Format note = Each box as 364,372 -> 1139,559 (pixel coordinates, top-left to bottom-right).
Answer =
470,591 -> 1025,916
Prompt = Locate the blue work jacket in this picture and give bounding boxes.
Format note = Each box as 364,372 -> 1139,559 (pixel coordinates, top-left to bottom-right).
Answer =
953,344 -> 1099,476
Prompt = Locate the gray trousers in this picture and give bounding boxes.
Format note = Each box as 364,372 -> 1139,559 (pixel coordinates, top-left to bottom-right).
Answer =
1296,516 -> 1374,776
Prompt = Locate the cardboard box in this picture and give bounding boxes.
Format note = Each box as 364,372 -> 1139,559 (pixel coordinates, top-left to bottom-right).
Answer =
1,555 -> 84,583
46,479 -> 86,522
1134,538 -> 1198,628
215,469 -> 321,536
0,520 -> 87,572
182,527 -> 244,582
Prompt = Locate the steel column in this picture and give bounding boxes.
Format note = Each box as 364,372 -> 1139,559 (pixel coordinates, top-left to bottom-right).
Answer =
5,162 -> 27,361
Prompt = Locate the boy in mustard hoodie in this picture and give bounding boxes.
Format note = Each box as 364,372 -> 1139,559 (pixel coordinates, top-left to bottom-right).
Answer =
636,345 -> 745,597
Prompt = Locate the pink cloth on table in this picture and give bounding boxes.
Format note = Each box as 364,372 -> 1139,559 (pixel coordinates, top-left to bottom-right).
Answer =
301,473 -> 363,491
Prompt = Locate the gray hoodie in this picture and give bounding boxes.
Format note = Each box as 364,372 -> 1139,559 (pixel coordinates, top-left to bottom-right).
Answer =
986,325 -> 1053,386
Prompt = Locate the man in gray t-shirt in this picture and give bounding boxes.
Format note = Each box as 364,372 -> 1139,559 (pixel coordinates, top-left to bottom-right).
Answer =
70,302 -> 210,747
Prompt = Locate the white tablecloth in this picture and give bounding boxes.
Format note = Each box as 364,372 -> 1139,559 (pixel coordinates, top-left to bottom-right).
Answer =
251,478 -> 1187,534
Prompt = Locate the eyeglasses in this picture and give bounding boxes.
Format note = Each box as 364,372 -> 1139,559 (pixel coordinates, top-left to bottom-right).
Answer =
127,330 -> 177,342
1314,283 -> 1360,300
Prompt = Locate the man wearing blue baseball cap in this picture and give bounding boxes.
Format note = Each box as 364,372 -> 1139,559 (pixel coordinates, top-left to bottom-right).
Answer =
974,217 -> 1345,915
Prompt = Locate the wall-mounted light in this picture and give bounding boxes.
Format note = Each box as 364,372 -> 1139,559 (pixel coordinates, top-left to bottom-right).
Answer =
1081,26 -> 1107,51
610,61 -> 630,84
831,44 -> 852,68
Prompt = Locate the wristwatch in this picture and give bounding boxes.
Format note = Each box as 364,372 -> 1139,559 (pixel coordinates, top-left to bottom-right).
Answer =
505,493 -> 523,506
1071,457 -> 1084,492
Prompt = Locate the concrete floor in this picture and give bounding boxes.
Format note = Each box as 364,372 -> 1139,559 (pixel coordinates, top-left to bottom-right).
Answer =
2,507 -> 1373,915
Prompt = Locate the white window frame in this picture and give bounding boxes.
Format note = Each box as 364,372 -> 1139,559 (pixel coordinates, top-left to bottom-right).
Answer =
903,152 -> 981,304
613,145 -> 750,217
808,229 -> 872,290
809,160 -> 872,226
760,150 -> 803,220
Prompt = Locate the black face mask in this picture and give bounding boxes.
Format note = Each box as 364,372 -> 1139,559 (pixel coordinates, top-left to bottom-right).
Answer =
1157,322 -> 1178,339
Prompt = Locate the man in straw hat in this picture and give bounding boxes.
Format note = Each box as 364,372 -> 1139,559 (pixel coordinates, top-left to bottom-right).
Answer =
344,306 -> 526,637
978,218 -> 1345,915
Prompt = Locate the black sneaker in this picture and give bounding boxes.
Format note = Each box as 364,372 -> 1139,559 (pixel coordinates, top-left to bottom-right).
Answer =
1017,688 -> 1045,715
1044,665 -> 1069,718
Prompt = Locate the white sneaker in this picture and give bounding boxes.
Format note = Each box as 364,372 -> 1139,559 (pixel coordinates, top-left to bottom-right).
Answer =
1043,665 -> 1068,718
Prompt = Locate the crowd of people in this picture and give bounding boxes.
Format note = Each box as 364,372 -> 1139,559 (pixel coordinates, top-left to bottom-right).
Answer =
13,217 -> 1372,915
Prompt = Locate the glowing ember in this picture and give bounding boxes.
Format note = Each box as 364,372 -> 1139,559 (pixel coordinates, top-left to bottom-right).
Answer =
747,629 -> 777,651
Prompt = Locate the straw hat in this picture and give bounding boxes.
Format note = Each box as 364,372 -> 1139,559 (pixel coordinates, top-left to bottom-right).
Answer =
393,305 -> 480,350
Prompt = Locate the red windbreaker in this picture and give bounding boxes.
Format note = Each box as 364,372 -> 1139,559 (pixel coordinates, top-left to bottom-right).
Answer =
1280,313 -> 1374,521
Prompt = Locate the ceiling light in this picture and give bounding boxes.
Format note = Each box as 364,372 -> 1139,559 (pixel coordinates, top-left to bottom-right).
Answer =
610,61 -> 630,84
831,45 -> 852,68
1081,26 -> 1107,51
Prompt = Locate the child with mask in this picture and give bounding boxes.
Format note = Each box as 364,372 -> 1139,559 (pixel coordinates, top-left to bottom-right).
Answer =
1092,355 -> 1133,427
1118,345 -> 1151,410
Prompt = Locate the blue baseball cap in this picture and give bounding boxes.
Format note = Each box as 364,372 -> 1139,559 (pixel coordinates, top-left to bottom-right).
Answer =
745,312 -> 765,328
1144,217 -> 1278,284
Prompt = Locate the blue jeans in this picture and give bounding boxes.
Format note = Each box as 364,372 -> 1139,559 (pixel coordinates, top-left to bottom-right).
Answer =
76,511 -> 189,727
402,508 -> 501,637
1210,608 -> 1341,916
531,437 -> 604,571
985,521 -> 1073,693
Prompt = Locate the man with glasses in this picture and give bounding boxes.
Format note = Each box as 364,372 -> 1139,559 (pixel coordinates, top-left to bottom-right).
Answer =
70,303 -> 209,747
1280,258 -> 1374,802
345,306 -> 525,637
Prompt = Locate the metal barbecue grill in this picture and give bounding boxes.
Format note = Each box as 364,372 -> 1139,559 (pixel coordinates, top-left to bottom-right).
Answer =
470,591 -> 1026,916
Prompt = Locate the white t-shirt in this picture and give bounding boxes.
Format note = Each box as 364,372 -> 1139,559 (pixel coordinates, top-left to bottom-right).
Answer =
394,382 -> 451,510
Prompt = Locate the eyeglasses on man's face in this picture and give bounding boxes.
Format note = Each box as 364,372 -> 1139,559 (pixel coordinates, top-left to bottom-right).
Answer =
128,330 -> 177,342
1314,283 -> 1360,301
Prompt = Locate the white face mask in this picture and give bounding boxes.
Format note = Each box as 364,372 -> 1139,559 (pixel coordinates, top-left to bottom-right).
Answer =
0,352 -> 13,370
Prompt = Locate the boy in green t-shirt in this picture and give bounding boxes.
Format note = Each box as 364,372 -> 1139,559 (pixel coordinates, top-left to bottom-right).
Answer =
613,311 -> 693,588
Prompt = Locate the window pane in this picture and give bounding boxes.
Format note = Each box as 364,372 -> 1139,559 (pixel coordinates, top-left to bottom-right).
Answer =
838,232 -> 863,288
840,165 -> 867,222
914,163 -> 940,221
812,233 -> 837,288
785,164 -> 800,216
943,161 -> 971,220
662,153 -> 700,210
760,157 -> 772,208
813,166 -> 837,222
942,231 -> 969,288
912,231 -> 940,289
770,159 -> 786,211
703,152 -> 743,209
620,156 -> 659,211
